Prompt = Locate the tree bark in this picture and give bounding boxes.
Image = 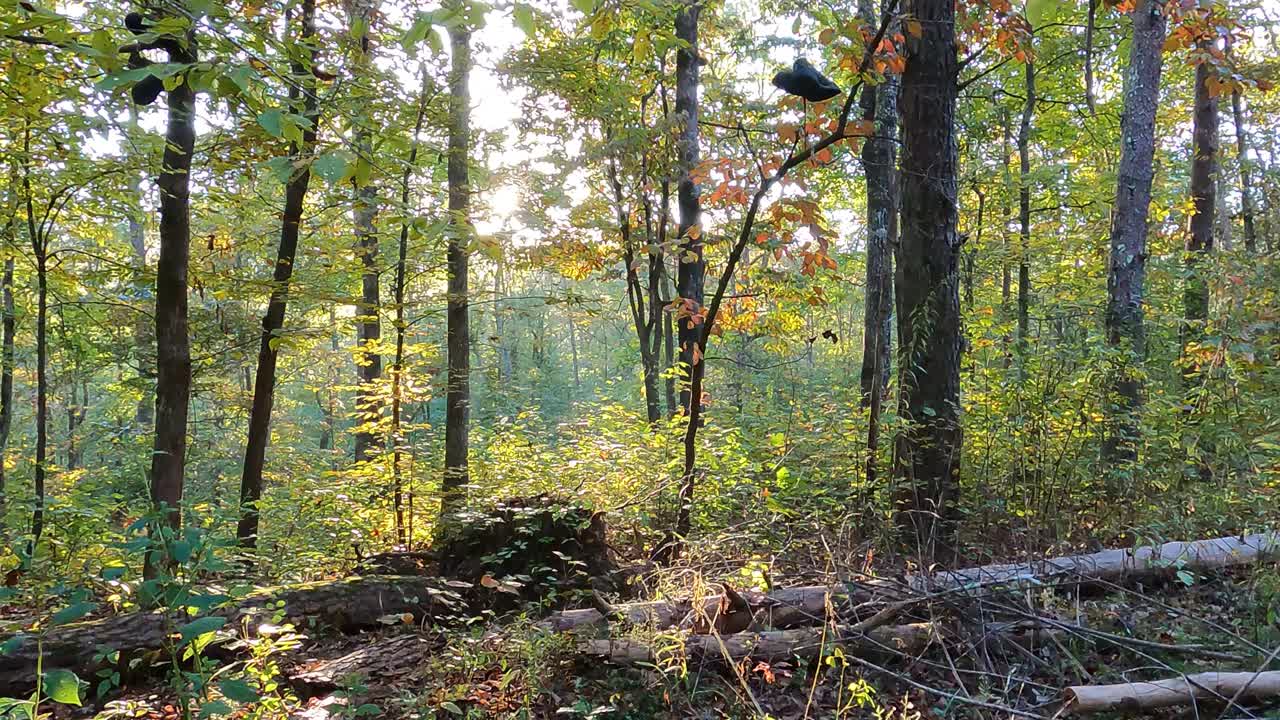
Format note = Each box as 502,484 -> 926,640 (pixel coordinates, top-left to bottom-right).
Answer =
858,0 -> 898,490
1101,0 -> 1165,473
671,0 -> 703,553
673,0 -> 704,418
237,0 -> 319,549
892,0 -> 963,564
349,0 -> 382,465
0,165 -> 15,526
1016,59 -> 1034,358
144,12 -> 198,580
442,13 -> 472,514
1181,41 -> 1218,484
23,154 -> 48,556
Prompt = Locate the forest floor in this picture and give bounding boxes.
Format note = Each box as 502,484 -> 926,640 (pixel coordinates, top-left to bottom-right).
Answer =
50,549 -> 1280,720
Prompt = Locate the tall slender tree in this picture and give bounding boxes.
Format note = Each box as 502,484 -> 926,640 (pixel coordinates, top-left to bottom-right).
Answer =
0,164 -> 15,527
140,1 -> 198,580
893,0 -> 963,563
348,0 -> 382,464
1182,18 -> 1218,483
858,0 -> 897,488
1101,0 -> 1166,473
238,0 -> 320,549
671,0 -> 704,551
442,4 -> 473,515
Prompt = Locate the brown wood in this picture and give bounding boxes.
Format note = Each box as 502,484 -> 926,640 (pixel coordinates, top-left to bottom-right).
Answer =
442,6 -> 472,513
0,576 -> 463,695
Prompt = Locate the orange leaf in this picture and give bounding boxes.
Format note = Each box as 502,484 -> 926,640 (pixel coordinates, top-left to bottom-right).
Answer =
905,18 -> 922,38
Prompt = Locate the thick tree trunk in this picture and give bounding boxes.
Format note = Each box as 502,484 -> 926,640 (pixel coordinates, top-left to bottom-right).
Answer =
442,15 -> 472,514
238,0 -> 318,549
1101,0 -> 1165,472
671,0 -> 703,552
1230,90 -> 1257,253
145,19 -> 197,580
893,0 -> 963,564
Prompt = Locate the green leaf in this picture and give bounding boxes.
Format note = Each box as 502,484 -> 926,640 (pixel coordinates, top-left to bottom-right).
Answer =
441,701 -> 464,716
42,669 -> 81,706
512,4 -> 535,36
50,602 -> 97,627
199,700 -> 233,718
2,633 -> 27,656
257,109 -> 285,138
570,0 -> 594,14
217,678 -> 260,704
1026,0 -> 1057,29
312,151 -> 351,184
179,616 -> 227,643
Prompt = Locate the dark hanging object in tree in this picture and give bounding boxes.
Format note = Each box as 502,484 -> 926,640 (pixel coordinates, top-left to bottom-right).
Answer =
772,58 -> 842,102
124,11 -> 148,34
131,74 -> 164,106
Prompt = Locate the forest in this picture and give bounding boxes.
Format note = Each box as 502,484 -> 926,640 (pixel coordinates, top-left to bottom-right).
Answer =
1,0 -> 1280,716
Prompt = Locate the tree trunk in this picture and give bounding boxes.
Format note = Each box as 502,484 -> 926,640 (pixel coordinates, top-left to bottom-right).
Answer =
21,130 -> 48,558
671,0 -> 703,552
1181,44 -> 1217,484
1101,0 -> 1165,473
893,0 -> 963,564
1017,60 -> 1034,358
238,0 -> 318,549
391,81 -> 430,548
350,0 -> 382,465
858,0 -> 897,490
1230,90 -> 1257,253
1000,112 -> 1012,311
144,16 -> 198,580
442,13 -> 472,515
0,167 -> 16,525
673,0 -> 704,417
1084,0 -> 1097,115
612,159 -> 661,425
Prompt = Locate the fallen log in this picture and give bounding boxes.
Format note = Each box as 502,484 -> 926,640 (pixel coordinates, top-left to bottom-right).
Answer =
541,584 -> 863,633
544,533 -> 1280,635
582,622 -> 936,664
0,576 -> 464,695
1064,671 -> 1280,714
924,532 -> 1280,591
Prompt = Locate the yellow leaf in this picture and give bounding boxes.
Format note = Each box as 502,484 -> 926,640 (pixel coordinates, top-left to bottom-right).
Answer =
905,19 -> 922,39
